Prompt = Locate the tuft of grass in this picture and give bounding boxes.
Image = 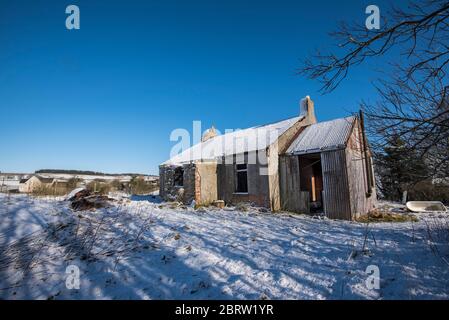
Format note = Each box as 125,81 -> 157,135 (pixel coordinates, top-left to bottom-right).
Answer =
194,203 -> 211,210
235,203 -> 250,212
167,201 -> 183,209
357,209 -> 419,223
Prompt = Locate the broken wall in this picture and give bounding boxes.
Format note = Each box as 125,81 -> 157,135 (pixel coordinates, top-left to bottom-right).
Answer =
159,162 -> 218,205
159,164 -> 195,203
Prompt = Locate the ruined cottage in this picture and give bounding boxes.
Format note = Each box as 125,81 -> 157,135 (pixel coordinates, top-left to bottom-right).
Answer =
159,97 -> 376,220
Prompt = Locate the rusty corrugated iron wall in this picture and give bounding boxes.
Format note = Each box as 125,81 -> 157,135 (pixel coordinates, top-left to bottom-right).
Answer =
321,149 -> 352,220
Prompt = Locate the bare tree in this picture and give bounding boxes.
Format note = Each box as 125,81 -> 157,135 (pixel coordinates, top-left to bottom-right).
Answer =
299,0 -> 449,181
363,67 -> 449,180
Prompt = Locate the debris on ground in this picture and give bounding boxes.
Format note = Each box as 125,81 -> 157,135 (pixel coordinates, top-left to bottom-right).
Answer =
70,195 -> 114,211
357,209 -> 419,223
67,189 -> 114,211
65,187 -> 87,201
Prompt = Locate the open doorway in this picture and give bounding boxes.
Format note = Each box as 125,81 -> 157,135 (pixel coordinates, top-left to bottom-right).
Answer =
173,167 -> 184,187
298,153 -> 323,213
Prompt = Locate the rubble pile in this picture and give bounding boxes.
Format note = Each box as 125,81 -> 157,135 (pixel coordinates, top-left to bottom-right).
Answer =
67,188 -> 114,211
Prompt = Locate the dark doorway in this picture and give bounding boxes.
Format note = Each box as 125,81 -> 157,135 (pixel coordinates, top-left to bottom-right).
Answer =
298,153 -> 323,213
174,167 -> 184,187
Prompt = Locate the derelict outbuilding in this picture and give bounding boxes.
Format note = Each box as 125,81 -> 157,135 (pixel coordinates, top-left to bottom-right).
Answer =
280,114 -> 376,220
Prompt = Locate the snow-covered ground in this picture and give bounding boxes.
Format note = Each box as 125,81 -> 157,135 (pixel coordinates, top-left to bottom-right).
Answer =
0,194 -> 448,300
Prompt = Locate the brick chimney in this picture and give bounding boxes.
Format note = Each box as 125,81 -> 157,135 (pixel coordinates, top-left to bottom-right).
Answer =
201,126 -> 218,142
300,95 -> 317,124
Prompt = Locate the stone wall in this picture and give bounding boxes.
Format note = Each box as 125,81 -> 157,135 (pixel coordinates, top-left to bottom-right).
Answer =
182,164 -> 196,204
159,164 -> 197,204
159,165 -> 175,200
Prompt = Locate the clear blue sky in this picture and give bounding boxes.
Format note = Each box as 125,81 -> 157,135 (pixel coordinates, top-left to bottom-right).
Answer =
0,0 -> 400,175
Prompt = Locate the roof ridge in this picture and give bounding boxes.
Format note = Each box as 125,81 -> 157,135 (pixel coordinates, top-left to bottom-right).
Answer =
252,115 -> 301,129
162,116 -> 302,165
191,115 -> 301,144
307,115 -> 355,126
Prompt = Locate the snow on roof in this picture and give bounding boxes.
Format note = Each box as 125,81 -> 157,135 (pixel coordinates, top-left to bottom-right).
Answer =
163,116 -> 302,166
286,116 -> 356,155
35,176 -> 55,184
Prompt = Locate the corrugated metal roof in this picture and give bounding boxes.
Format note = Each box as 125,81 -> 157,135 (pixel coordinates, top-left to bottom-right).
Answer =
163,116 -> 303,166
286,116 -> 356,155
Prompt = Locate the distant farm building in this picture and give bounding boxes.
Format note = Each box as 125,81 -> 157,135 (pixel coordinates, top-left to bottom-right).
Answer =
19,176 -> 55,193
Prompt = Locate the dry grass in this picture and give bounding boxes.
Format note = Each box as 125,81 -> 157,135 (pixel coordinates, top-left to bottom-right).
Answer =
31,186 -> 67,197
194,203 -> 211,210
356,209 -> 419,223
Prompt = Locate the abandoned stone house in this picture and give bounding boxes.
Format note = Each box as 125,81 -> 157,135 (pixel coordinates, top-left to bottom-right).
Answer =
159,96 -> 376,220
